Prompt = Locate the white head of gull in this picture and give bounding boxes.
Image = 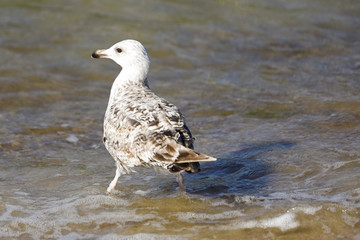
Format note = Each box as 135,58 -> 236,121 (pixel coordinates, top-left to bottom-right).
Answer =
92,39 -> 216,193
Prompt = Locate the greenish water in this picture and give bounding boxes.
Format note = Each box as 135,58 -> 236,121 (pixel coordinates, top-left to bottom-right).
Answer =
1,0 -> 359,239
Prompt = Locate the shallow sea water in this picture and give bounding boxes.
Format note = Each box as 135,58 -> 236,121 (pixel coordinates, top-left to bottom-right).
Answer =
1,0 -> 360,239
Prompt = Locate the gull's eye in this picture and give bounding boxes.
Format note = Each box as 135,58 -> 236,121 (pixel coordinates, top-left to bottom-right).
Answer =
116,48 -> 122,53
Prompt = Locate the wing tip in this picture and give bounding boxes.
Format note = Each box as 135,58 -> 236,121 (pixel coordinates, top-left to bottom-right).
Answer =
175,150 -> 217,163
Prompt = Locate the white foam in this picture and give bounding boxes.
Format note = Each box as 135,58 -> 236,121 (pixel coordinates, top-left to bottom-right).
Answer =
175,210 -> 245,222
218,211 -> 298,232
66,134 -> 79,144
342,211 -> 359,227
242,212 -> 298,231
0,195 -> 144,239
134,189 -> 152,196
99,233 -> 185,240
217,205 -> 323,232
294,205 -> 322,215
59,232 -> 94,240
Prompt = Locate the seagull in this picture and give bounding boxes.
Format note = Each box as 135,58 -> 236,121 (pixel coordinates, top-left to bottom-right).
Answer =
92,39 -> 216,193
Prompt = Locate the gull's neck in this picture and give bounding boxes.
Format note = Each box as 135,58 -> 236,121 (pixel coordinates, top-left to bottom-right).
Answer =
108,64 -> 150,104
116,65 -> 149,87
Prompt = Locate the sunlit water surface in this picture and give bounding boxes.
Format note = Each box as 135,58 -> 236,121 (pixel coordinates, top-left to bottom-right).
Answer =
1,0 -> 359,239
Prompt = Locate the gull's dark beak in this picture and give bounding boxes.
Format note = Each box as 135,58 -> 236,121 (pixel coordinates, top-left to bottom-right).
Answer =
91,49 -> 107,59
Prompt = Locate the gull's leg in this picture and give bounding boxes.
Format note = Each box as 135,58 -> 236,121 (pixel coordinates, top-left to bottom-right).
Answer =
107,161 -> 122,193
177,172 -> 185,192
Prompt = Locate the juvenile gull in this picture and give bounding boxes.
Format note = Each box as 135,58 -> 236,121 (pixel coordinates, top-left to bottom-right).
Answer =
92,39 -> 216,193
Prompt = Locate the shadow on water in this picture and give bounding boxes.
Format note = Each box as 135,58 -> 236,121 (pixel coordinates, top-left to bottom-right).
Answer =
186,141 -> 295,197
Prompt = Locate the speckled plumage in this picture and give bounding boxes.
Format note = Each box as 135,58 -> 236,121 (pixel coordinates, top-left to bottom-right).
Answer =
92,40 -> 216,192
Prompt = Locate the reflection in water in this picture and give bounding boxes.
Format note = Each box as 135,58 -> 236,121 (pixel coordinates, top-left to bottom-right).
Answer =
1,0 -> 360,239
189,141 -> 295,196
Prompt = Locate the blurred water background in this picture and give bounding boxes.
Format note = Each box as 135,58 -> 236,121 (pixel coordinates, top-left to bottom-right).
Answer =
0,0 -> 359,239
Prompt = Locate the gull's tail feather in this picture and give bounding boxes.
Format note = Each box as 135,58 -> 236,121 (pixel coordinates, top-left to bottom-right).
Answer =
175,148 -> 217,163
